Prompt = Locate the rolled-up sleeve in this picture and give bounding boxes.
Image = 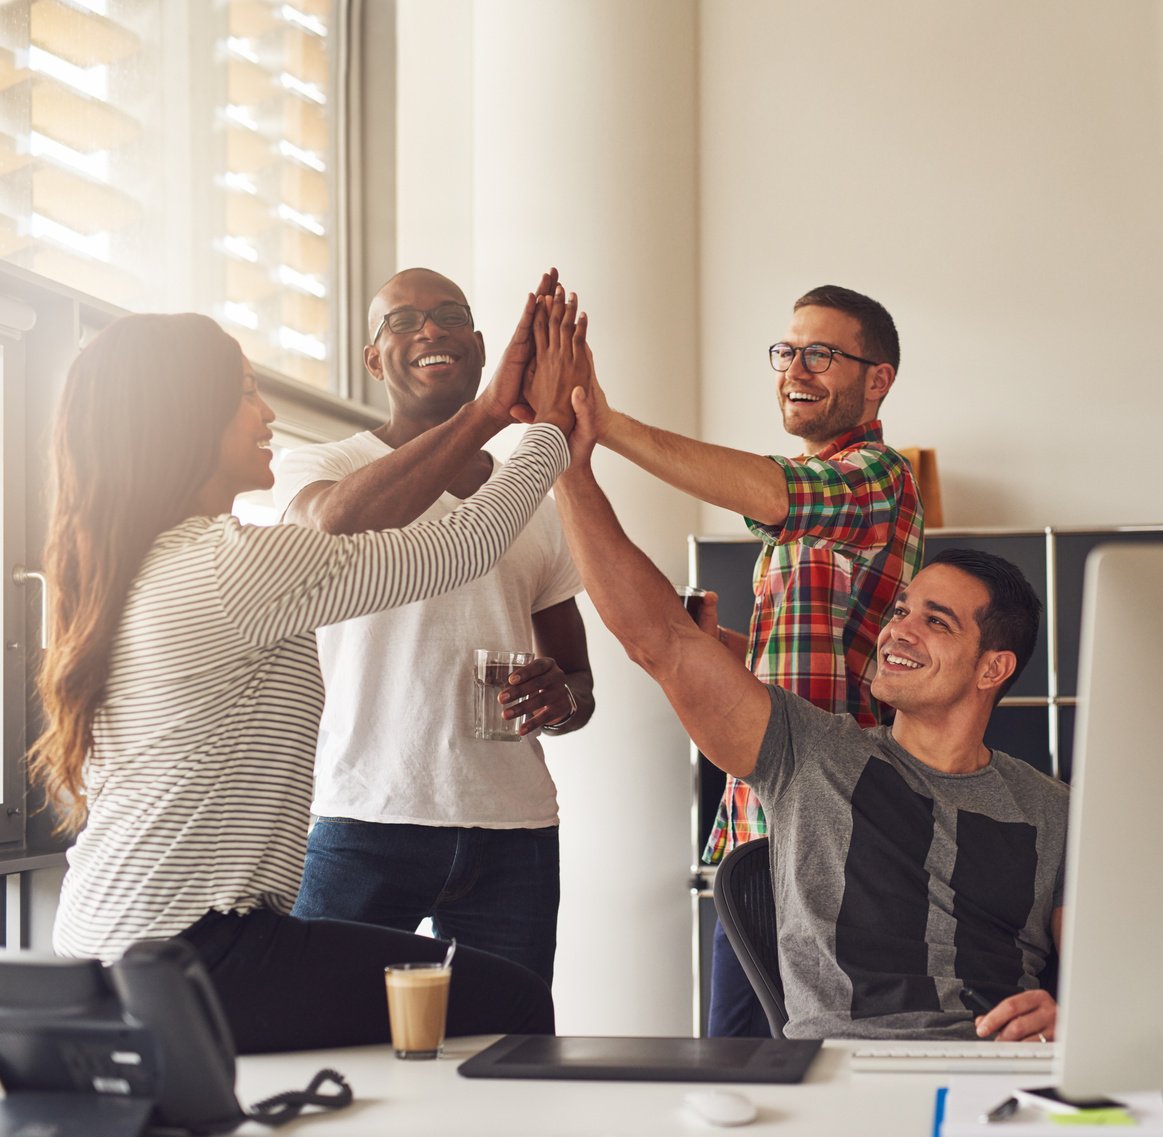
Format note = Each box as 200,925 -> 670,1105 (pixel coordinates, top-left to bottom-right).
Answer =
746,447 -> 915,565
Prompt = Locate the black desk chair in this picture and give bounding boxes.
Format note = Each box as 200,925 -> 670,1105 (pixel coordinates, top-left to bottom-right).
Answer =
711,836 -> 788,1037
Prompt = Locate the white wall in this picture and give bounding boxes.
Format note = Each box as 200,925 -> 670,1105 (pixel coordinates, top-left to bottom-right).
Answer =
398,0 -> 702,1036
698,0 -> 1163,533
394,0 -> 1163,1036
28,866 -> 66,951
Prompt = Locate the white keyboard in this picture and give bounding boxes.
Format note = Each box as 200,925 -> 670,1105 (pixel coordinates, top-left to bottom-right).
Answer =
850,1039 -> 1056,1073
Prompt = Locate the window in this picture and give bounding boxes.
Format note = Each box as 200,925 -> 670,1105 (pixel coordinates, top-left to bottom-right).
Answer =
219,0 -> 334,387
0,261 -> 382,865
0,325 -> 31,849
0,0 -> 339,389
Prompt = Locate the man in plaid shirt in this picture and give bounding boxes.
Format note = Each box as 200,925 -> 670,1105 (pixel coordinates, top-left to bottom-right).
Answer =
585,284 -> 924,1035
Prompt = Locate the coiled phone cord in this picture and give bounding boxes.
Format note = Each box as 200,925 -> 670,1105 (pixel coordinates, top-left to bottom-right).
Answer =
245,1067 -> 353,1127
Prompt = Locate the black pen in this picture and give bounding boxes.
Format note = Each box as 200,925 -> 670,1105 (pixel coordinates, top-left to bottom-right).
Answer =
960,987 -> 994,1017
960,987 -> 1000,1041
979,1096 -> 1019,1124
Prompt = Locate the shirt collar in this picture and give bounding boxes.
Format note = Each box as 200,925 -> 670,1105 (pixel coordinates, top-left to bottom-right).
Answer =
803,420 -> 884,461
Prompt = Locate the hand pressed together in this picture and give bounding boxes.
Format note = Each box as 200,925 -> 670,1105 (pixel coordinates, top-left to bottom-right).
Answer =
477,268 -> 560,426
512,281 -> 592,433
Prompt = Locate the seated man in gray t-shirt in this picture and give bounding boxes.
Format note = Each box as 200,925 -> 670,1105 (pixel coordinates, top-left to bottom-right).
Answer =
552,388 -> 1065,1043
748,676 -> 1065,1040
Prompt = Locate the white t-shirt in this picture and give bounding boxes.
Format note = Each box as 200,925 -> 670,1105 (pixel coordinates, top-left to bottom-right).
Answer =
274,431 -> 582,828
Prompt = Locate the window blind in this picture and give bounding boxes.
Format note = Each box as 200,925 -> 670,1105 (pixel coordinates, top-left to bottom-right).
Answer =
0,0 -> 337,390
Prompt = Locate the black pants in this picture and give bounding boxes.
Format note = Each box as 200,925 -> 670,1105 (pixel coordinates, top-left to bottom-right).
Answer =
180,908 -> 555,1054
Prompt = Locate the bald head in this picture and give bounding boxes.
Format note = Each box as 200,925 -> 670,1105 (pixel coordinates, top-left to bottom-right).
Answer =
362,267 -> 485,424
367,268 -> 469,341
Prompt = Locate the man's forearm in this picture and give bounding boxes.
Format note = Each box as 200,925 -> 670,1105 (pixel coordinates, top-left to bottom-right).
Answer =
554,460 -> 771,779
288,400 -> 504,534
554,464 -> 682,675
602,411 -> 791,526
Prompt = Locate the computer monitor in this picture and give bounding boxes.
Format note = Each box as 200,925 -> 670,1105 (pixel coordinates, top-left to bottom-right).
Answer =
1055,542 -> 1163,1097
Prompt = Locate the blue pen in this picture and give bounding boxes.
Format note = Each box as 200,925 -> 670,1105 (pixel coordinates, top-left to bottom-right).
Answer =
932,1086 -> 948,1137
962,991 -> 1014,1124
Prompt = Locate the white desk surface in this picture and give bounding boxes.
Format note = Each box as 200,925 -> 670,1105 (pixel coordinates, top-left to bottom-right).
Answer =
235,1037 -> 947,1136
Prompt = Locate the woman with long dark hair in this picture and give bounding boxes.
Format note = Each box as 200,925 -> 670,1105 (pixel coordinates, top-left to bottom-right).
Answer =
31,288 -> 588,1052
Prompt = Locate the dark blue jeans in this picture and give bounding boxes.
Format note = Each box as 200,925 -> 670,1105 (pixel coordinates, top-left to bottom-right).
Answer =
707,919 -> 772,1037
293,820 -> 561,986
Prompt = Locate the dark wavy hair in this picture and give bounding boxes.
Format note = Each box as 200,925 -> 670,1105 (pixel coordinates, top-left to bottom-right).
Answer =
30,313 -> 245,831
927,547 -> 1042,702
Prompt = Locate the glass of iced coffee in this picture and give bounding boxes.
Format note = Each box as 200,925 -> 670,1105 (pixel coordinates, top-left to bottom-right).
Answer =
384,961 -> 452,1060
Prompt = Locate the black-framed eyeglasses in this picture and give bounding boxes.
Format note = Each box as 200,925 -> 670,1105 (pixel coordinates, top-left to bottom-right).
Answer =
768,342 -> 879,374
372,302 -> 473,342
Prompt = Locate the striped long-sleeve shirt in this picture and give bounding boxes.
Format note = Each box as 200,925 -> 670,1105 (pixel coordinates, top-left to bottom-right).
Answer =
53,424 -> 570,961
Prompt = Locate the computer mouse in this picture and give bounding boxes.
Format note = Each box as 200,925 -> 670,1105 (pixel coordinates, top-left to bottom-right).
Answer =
682,1089 -> 758,1126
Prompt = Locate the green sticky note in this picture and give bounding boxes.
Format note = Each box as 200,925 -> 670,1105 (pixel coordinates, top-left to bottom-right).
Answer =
1049,1108 -> 1137,1127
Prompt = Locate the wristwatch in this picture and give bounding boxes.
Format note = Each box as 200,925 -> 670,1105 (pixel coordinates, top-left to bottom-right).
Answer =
541,682 -> 578,734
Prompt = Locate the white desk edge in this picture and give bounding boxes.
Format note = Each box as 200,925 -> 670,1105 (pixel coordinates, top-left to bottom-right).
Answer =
235,1036 -> 947,1136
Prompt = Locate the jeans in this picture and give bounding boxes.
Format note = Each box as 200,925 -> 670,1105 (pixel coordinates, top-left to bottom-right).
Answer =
293,819 -> 561,986
180,907 -> 554,1054
707,919 -> 773,1037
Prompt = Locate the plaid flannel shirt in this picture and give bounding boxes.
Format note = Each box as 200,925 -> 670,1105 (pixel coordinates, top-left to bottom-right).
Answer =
702,421 -> 925,863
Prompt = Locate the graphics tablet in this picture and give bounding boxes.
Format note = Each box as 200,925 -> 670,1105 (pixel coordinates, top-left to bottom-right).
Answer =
458,1034 -> 822,1084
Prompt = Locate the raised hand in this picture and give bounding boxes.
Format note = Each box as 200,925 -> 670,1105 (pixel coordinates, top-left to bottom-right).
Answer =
567,377 -> 600,467
519,284 -> 590,432
478,267 -> 559,424
582,359 -> 615,443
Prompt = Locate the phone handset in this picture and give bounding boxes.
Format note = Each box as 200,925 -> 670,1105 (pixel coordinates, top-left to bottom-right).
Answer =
109,938 -> 244,1135
110,936 -> 353,1132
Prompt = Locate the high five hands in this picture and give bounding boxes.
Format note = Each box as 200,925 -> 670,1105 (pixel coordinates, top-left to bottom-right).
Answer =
508,274 -> 593,439
481,268 -> 600,462
479,267 -> 561,428
475,272 -> 597,738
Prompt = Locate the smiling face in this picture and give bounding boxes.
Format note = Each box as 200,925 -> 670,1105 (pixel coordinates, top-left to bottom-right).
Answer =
197,357 -> 275,514
776,305 -> 889,452
871,563 -> 1004,715
364,268 -> 486,423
